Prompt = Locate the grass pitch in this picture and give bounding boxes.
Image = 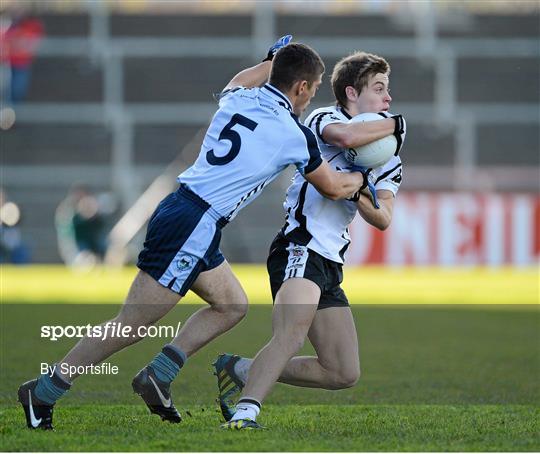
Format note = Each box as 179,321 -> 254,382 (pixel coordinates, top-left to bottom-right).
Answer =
1,404 -> 537,452
1,266 -> 539,451
1,302 -> 539,451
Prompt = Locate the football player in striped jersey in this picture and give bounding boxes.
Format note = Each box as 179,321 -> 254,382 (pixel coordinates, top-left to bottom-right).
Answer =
218,52 -> 406,430
18,38 -> 375,430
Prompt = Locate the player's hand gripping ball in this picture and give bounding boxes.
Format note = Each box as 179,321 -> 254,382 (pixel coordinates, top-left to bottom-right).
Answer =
344,112 -> 406,169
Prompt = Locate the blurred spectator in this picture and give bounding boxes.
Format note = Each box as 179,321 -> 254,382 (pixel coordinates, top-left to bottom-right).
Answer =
0,188 -> 30,264
55,185 -> 114,268
0,5 -> 44,129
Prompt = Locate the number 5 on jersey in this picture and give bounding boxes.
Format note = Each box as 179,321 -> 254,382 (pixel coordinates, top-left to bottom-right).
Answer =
206,114 -> 258,166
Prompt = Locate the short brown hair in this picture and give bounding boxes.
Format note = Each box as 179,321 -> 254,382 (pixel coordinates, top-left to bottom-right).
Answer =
269,43 -> 325,92
331,52 -> 390,107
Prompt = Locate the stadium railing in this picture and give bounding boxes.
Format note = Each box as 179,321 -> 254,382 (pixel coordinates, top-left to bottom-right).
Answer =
3,5 -> 539,263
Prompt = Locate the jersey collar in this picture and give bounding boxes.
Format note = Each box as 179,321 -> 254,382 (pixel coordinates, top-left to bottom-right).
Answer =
262,84 -> 293,112
338,106 -> 352,119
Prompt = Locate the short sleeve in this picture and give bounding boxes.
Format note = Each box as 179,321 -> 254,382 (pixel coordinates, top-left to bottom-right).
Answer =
295,122 -> 323,175
306,110 -> 343,144
374,158 -> 403,196
213,86 -> 243,107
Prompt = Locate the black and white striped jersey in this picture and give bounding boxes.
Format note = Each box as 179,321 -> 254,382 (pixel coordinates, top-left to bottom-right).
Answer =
280,105 -> 403,264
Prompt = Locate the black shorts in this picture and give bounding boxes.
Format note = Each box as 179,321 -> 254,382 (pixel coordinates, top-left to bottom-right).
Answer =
266,235 -> 349,310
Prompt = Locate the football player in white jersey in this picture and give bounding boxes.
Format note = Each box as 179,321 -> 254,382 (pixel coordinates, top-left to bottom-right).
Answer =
18,38 -> 378,430
217,51 -> 406,429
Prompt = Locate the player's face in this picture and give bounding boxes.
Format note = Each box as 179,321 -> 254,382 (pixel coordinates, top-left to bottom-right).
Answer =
357,72 -> 392,113
294,75 -> 322,116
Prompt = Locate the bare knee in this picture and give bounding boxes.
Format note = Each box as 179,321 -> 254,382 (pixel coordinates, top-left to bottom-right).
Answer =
224,299 -> 248,323
328,366 -> 361,389
338,368 -> 361,388
211,290 -> 248,323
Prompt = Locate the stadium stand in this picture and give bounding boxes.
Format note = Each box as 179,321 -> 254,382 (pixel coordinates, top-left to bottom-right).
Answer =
2,7 -> 539,262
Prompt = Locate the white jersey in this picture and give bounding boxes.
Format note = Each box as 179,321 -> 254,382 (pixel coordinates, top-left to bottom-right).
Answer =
178,84 -> 322,221
280,105 -> 403,264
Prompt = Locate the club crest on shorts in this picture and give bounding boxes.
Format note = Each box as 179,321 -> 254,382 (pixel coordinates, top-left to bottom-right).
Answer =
176,255 -> 194,271
284,243 -> 309,279
292,247 -> 305,257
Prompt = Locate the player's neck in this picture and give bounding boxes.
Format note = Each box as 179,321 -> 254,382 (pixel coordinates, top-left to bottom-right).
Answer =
343,104 -> 361,117
280,89 -> 301,116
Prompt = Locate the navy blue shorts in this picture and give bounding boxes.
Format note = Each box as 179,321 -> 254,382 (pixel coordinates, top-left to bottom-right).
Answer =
137,184 -> 227,296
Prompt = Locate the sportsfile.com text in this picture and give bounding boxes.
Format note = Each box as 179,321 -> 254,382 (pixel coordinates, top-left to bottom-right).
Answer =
40,321 -> 182,341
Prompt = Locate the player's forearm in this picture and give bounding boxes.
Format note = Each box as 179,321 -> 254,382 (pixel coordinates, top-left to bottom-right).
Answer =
321,172 -> 364,201
325,118 -> 395,149
224,61 -> 272,91
305,161 -> 364,201
356,194 -> 393,230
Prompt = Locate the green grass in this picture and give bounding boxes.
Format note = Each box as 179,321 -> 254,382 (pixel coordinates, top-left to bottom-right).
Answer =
1,404 -> 538,451
1,303 -> 539,451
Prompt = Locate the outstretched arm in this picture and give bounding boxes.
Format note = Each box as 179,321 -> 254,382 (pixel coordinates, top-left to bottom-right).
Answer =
223,61 -> 273,91
223,35 -> 293,91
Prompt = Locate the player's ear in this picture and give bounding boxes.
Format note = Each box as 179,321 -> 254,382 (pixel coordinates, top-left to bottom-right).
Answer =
345,86 -> 359,102
294,80 -> 308,96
